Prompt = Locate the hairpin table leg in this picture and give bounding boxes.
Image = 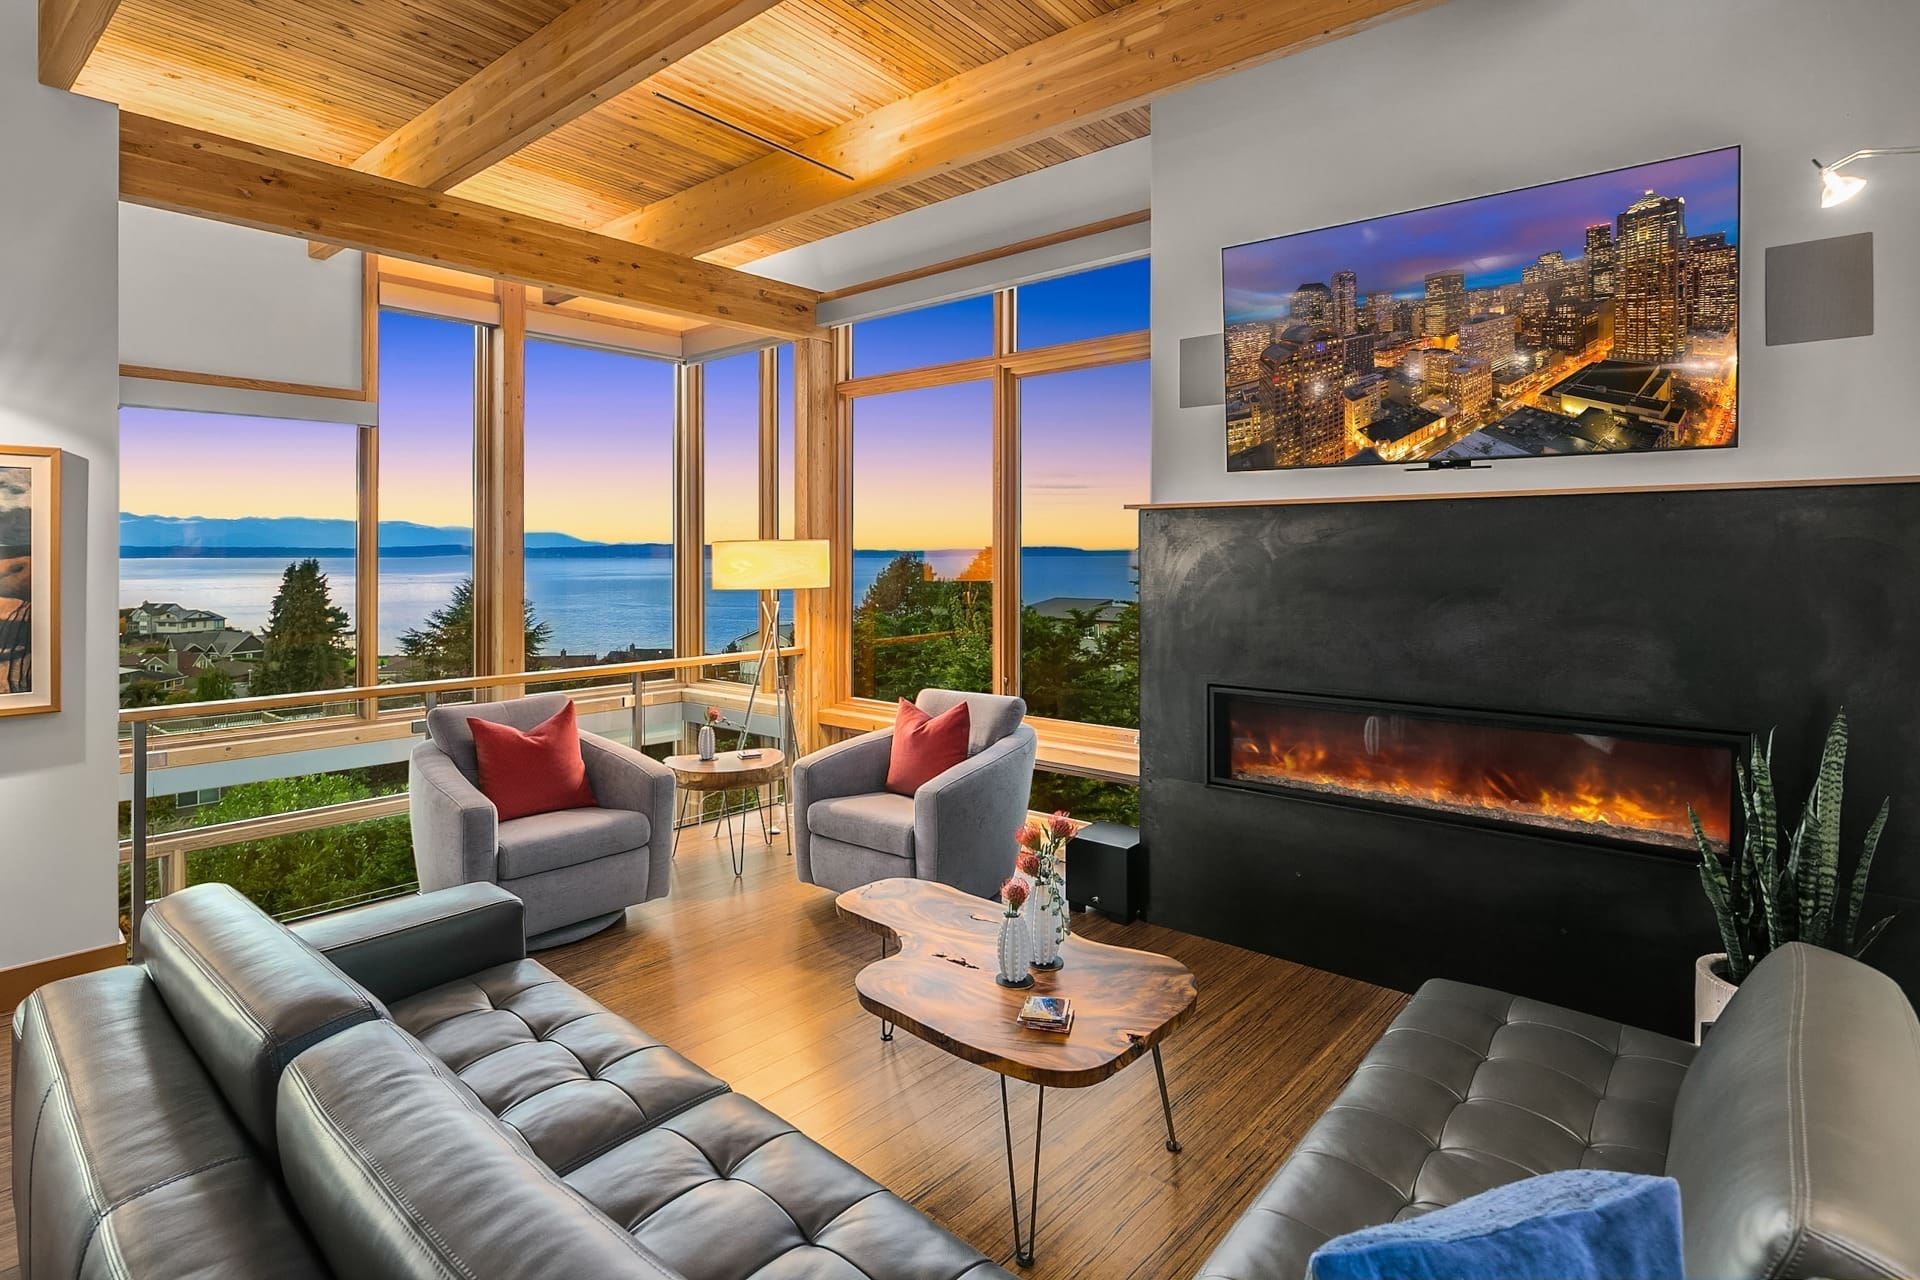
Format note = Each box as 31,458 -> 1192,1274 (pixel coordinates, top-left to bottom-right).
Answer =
1000,1074 -> 1044,1267
1152,1044 -> 1181,1153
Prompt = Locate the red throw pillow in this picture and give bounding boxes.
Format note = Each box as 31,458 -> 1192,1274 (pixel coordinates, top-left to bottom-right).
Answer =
885,697 -> 971,797
468,702 -> 598,822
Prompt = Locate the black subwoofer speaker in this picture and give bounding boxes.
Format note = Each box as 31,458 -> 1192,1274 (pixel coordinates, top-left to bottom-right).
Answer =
1066,822 -> 1142,923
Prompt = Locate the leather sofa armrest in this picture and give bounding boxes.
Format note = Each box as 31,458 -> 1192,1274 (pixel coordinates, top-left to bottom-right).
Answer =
292,884 -> 526,1005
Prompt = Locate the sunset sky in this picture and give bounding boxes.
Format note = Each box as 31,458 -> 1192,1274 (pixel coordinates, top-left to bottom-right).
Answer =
119,260 -> 1150,553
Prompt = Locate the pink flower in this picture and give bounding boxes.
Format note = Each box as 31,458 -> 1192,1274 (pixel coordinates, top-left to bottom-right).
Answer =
705,706 -> 722,724
1014,823 -> 1044,851
1046,811 -> 1075,841
1015,851 -> 1040,877
1001,878 -> 1029,910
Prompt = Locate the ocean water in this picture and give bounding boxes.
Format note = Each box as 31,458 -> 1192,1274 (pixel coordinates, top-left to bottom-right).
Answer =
119,548 -> 1137,658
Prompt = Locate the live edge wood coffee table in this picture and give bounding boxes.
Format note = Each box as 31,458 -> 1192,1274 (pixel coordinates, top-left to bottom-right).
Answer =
835,878 -> 1198,1267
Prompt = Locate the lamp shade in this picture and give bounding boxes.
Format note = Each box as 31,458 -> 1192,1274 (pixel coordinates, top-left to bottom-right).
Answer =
1820,168 -> 1867,208
710,539 -> 832,590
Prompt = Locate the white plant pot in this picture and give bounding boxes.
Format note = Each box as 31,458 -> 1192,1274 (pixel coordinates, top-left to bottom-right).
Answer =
1029,880 -> 1060,970
697,724 -> 716,761
1694,952 -> 1737,1044
996,912 -> 1034,988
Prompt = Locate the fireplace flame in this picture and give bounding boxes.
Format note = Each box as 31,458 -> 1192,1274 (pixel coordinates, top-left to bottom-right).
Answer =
1226,705 -> 1735,854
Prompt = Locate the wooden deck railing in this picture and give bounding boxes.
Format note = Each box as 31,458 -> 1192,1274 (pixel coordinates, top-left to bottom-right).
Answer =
120,648 -> 801,952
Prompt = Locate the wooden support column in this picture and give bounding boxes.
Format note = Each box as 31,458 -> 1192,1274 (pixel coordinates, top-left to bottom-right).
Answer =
356,255 -> 382,710
475,283 -> 527,684
792,332 -> 847,752
674,362 -> 706,677
355,424 -> 380,708
991,290 -> 1020,698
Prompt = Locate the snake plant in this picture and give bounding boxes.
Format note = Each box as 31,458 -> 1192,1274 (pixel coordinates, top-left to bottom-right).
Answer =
1689,708 -> 1893,984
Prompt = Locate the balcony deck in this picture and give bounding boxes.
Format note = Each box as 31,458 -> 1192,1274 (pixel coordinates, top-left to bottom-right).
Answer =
0,822 -> 1404,1280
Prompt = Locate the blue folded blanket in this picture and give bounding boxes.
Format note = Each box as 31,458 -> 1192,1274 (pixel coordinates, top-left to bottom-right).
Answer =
1307,1169 -> 1684,1280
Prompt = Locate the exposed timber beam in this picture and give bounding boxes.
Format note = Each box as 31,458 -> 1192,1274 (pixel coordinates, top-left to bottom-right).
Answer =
120,114 -> 819,338
310,0 -> 775,260
39,0 -> 121,89
602,0 -> 1439,259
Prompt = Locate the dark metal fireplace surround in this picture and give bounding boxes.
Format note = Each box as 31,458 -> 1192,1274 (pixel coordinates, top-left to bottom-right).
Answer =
1141,483 -> 1920,1035
1210,689 -> 1745,860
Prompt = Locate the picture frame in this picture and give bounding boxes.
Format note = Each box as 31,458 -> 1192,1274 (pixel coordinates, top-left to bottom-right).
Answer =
0,446 -> 62,718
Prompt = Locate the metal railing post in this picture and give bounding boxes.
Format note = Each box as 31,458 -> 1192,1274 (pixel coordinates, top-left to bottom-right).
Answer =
130,719 -> 150,960
632,672 -> 647,750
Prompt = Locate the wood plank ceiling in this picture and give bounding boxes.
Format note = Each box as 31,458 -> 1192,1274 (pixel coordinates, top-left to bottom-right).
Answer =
73,0 -> 1153,270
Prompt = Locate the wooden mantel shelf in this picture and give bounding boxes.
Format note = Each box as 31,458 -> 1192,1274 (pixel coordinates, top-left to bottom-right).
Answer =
817,700 -> 1139,783
1126,474 -> 1920,512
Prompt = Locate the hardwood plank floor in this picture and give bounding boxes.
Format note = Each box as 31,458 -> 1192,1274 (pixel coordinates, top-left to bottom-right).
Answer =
0,820 -> 1405,1279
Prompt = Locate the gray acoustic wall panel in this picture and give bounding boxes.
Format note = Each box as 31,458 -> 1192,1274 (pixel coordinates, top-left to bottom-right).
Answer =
1766,231 -> 1873,346
1179,333 -> 1226,407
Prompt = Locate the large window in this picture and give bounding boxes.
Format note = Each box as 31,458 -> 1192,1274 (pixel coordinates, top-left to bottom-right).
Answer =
523,338 -> 676,664
703,352 -> 763,656
378,311 -> 478,682
1018,362 -> 1147,728
1016,259 -> 1151,350
851,381 -> 995,700
119,409 -> 359,707
778,345 -> 796,540
840,260 -> 1149,820
852,294 -> 995,378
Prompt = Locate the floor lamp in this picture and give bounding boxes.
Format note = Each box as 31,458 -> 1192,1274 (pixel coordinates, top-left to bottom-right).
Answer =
710,540 -> 831,831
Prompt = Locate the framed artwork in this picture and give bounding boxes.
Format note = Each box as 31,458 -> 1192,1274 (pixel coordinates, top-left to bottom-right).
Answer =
0,446 -> 61,717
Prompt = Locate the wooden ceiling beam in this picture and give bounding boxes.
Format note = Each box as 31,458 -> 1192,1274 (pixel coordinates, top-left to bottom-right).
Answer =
603,0 -> 1440,259
121,114 -> 818,339
39,0 -> 122,89
309,0 -> 776,261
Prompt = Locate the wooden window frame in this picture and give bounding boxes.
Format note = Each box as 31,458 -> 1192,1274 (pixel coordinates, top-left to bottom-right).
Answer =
828,271 -> 1149,779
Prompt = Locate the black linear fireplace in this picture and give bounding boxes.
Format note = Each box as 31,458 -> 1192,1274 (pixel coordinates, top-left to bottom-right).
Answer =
1210,689 -> 1745,859
1141,484 -> 1920,1034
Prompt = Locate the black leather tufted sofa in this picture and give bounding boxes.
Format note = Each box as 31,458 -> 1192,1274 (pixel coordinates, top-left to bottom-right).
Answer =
12,881 -> 1015,1280
1197,943 -> 1920,1280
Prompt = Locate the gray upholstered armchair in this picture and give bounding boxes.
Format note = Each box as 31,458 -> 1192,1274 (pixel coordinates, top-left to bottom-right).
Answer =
792,689 -> 1039,901
408,692 -> 675,949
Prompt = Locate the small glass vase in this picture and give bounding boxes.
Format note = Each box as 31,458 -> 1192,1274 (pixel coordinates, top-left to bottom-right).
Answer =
996,910 -> 1034,988
697,724 -> 716,761
1030,877 -> 1065,971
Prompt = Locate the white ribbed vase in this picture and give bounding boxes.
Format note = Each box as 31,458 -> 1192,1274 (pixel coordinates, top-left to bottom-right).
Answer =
1030,878 -> 1066,971
996,911 -> 1034,988
697,724 -> 717,760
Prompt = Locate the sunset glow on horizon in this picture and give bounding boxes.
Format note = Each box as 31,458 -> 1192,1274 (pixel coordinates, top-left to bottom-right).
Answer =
119,263 -> 1150,554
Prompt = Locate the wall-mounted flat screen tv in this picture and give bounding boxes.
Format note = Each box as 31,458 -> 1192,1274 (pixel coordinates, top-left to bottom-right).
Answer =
1221,147 -> 1739,471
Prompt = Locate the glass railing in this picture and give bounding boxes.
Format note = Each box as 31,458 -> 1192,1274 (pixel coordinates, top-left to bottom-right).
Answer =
119,648 -> 802,951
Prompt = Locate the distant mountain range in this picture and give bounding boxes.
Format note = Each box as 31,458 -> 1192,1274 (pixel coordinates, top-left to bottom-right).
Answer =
119,514 -> 643,556
119,513 -> 1125,559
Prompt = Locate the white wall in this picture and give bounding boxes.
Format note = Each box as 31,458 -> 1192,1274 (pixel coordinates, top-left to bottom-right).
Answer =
0,12 -> 124,968
751,138 -> 1151,315
1150,0 -> 1920,503
120,204 -> 367,393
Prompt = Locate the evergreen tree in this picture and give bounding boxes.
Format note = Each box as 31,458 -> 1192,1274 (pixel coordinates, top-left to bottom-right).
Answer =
186,665 -> 236,703
397,577 -> 553,679
252,559 -> 352,694
120,678 -> 170,709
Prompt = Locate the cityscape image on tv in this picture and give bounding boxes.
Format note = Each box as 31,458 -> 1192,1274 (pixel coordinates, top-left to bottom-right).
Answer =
1221,147 -> 1739,471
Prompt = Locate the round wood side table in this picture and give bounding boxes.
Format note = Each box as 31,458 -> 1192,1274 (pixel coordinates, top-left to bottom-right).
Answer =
663,749 -> 786,876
